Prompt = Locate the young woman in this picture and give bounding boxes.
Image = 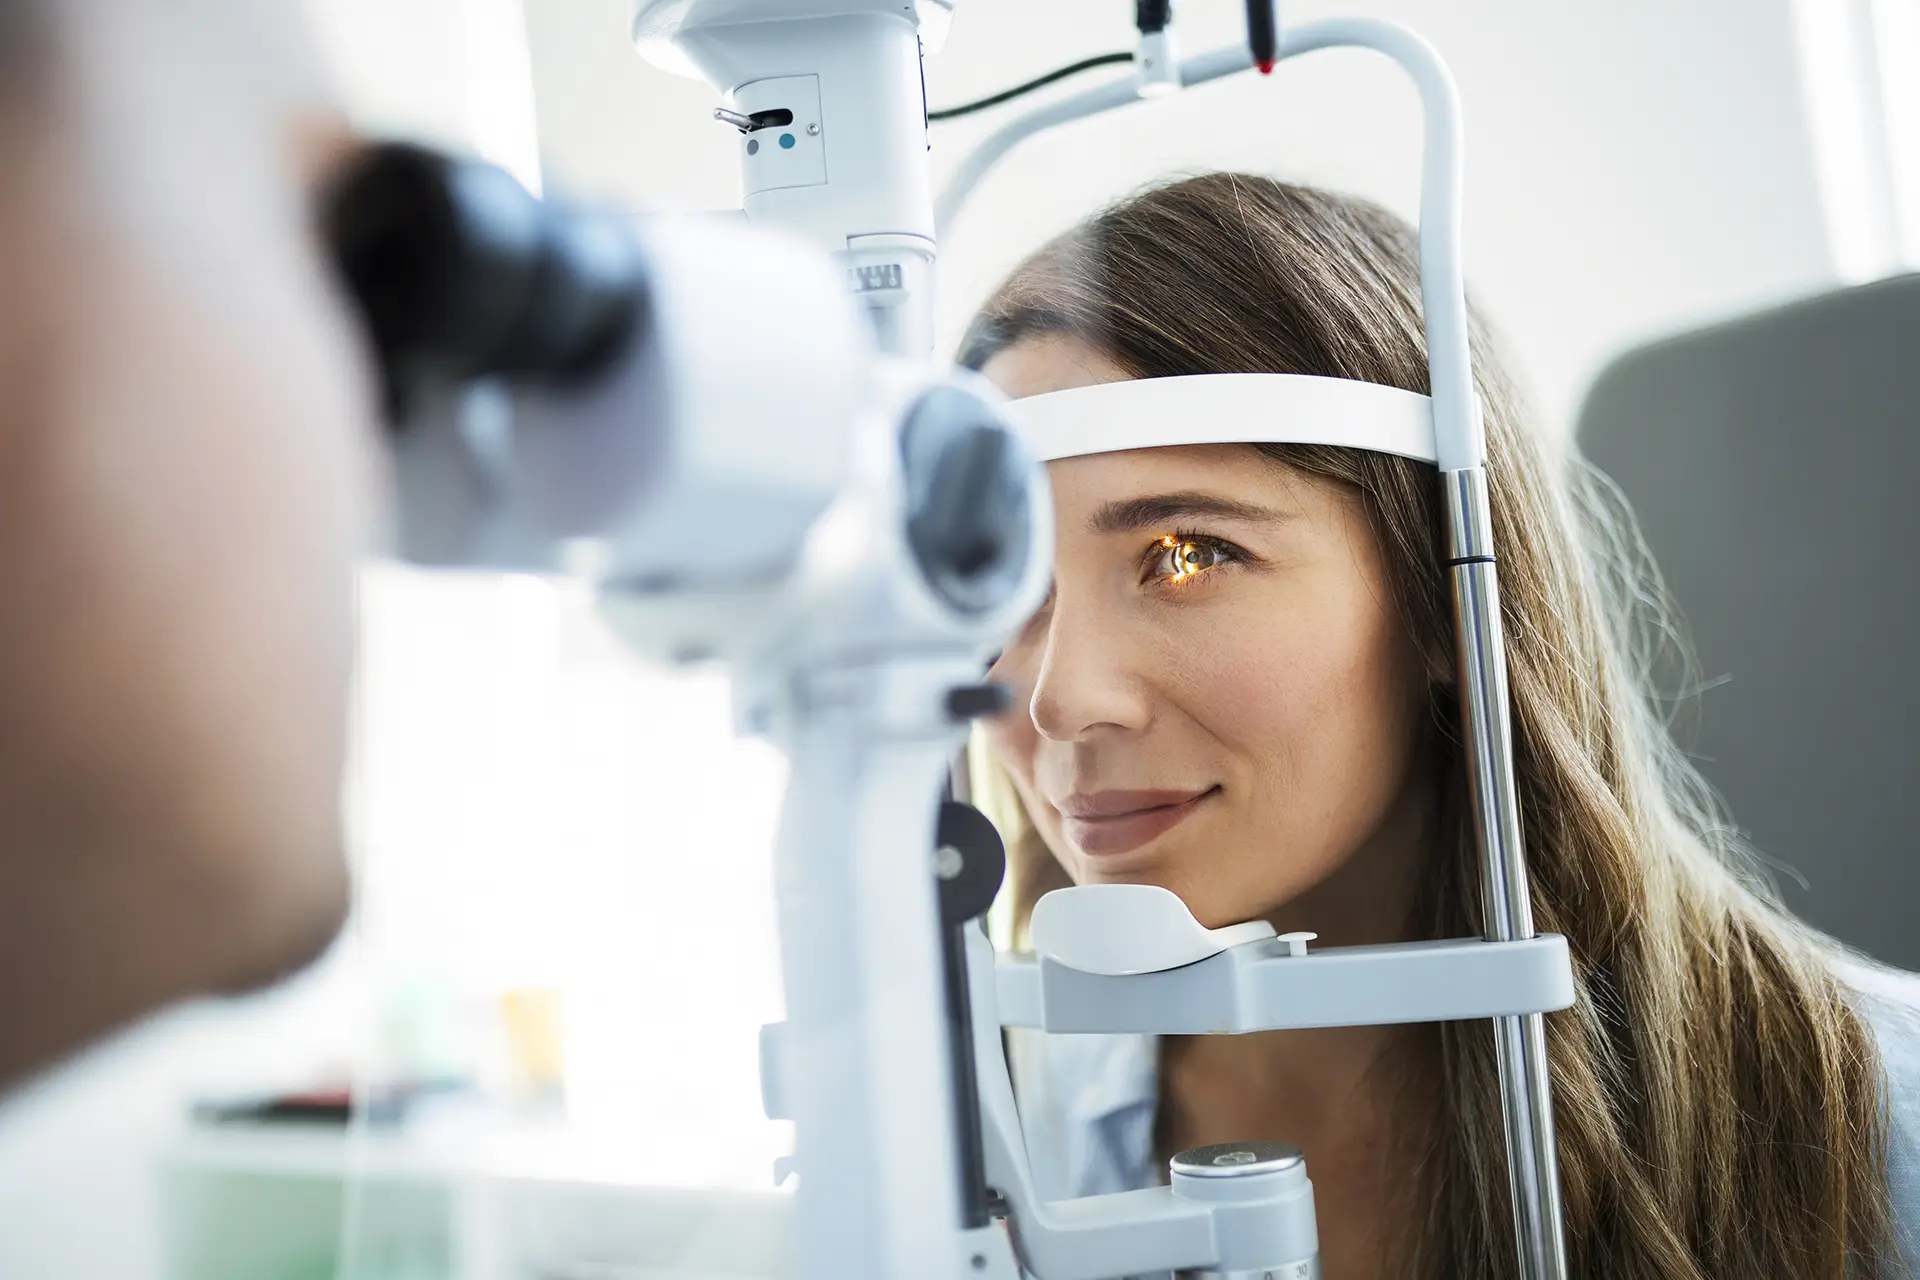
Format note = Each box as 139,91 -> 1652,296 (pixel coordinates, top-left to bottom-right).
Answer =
961,173 -> 1920,1279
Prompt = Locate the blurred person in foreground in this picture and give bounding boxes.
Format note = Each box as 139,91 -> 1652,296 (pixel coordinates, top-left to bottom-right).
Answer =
0,0 -> 376,1089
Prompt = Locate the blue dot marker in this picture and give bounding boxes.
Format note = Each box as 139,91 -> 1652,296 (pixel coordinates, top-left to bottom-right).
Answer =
746,138 -> 759,155
779,133 -> 796,150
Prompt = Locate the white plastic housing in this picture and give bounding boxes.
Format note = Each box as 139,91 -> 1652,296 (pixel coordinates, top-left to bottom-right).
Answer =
632,0 -> 942,353
1002,373 -> 1440,465
633,1 -> 936,254
997,933 -> 1577,1034
510,213 -> 871,595
590,361 -> 1053,679
735,75 -> 828,196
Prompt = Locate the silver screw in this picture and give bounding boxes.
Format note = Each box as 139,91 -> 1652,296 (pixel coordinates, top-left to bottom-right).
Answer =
807,122 -> 820,136
935,845 -> 964,881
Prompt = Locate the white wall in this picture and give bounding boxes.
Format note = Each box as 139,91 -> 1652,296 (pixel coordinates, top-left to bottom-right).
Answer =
527,0 -> 1838,433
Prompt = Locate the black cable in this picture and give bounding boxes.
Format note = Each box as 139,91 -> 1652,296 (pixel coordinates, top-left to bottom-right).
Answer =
927,51 -> 1134,122
1245,0 -> 1278,72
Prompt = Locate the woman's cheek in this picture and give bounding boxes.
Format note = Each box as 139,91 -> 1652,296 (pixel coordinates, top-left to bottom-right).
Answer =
980,712 -> 1032,782
983,648 -> 1036,748
1152,605 -> 1324,743
1161,607 -> 1389,845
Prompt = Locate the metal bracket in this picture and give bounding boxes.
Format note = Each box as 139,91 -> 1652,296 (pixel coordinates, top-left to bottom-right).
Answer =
997,933 -> 1575,1034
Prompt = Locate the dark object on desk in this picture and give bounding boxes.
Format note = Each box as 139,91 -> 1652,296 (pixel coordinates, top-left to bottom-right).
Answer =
1578,272 -> 1920,969
194,1078 -> 474,1128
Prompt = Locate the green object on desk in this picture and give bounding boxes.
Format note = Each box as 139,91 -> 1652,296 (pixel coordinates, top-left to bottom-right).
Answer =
162,1150 -> 453,1280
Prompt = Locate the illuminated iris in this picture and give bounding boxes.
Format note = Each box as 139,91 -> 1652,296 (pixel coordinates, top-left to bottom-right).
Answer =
1156,534 -> 1229,583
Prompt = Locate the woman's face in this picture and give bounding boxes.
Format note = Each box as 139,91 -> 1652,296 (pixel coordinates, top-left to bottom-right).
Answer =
980,336 -> 1434,935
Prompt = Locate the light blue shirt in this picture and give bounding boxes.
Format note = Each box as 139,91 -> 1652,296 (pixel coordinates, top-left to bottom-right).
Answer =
1009,962 -> 1920,1273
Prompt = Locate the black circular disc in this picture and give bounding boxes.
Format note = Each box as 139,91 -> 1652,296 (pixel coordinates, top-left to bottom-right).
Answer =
935,801 -> 1006,924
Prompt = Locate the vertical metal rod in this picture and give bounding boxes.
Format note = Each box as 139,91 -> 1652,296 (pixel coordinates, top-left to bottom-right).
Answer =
1445,467 -> 1570,1280
940,918 -> 992,1230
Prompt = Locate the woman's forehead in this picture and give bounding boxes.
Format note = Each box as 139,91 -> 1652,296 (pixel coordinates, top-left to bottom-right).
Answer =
979,335 -> 1131,399
1046,445 -> 1321,527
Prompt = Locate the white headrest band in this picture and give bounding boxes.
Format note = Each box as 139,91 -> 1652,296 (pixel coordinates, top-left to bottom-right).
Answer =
1001,372 -> 1439,465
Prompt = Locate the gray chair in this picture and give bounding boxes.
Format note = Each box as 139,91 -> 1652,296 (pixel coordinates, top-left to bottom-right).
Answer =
1578,273 -> 1920,969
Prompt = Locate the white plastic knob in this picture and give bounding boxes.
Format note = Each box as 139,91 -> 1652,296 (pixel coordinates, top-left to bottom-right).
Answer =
1029,884 -> 1277,976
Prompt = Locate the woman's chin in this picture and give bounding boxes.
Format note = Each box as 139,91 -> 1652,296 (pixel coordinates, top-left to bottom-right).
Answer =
1070,847 -> 1175,882
1065,857 -> 1268,933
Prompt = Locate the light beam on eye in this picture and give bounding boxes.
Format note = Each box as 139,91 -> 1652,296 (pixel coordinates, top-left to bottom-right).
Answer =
1158,534 -> 1215,584
1159,535 -> 1191,583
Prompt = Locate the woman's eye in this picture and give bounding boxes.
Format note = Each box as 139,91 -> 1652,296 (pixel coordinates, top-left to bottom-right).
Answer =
1149,535 -> 1235,584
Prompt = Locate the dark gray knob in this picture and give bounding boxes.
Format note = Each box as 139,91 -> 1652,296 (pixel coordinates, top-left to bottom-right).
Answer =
935,801 -> 1006,924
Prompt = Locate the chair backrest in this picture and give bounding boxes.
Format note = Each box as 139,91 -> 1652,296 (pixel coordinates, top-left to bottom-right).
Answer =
1577,273 -> 1920,969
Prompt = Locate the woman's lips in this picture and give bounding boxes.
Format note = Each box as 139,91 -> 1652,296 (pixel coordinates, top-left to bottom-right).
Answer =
1058,787 -> 1218,857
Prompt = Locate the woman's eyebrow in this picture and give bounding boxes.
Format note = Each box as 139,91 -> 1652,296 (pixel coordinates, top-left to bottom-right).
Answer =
1087,491 -> 1294,535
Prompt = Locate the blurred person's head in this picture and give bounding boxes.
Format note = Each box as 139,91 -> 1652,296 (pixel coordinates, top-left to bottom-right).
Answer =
964,173 -> 1900,1277
0,0 -> 376,1087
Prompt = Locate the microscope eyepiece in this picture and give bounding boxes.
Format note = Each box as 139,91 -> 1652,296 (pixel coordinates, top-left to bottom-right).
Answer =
322,142 -> 648,419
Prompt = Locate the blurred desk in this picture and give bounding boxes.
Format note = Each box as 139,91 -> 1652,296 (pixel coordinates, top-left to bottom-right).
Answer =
161,1119 -> 791,1280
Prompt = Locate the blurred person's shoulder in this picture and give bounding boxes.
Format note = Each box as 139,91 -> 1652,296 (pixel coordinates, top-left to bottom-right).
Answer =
1843,958 -> 1920,1078
1836,958 -> 1920,1266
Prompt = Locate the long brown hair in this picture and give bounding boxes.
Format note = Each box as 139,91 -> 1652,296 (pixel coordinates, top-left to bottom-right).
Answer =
960,173 -> 1898,1279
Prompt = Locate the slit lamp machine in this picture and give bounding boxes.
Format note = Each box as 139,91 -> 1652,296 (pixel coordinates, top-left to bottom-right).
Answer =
321,3 -> 1579,1277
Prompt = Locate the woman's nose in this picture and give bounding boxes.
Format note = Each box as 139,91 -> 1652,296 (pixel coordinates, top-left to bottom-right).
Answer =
1027,597 -> 1152,742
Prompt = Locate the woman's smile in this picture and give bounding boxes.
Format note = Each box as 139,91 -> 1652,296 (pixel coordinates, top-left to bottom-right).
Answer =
1056,785 -> 1221,857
